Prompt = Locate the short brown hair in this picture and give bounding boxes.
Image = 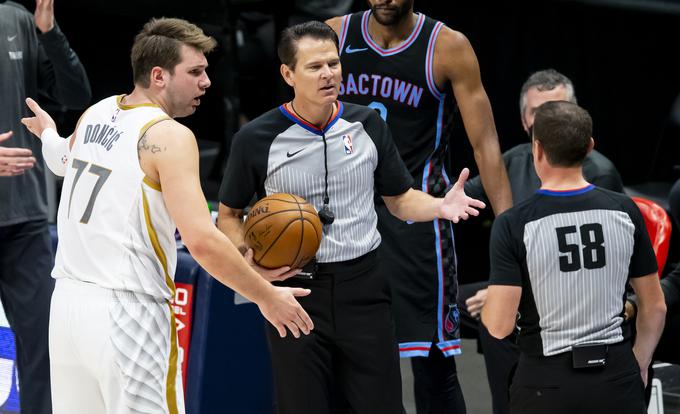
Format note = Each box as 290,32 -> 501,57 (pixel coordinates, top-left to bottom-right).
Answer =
277,21 -> 338,70
533,101 -> 592,167
131,17 -> 217,87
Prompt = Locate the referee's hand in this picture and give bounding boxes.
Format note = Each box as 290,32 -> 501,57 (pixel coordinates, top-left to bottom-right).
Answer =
245,248 -> 300,282
259,286 -> 314,339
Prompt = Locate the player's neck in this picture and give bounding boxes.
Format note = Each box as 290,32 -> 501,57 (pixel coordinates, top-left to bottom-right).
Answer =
123,88 -> 171,116
368,12 -> 418,49
538,168 -> 589,191
289,99 -> 336,128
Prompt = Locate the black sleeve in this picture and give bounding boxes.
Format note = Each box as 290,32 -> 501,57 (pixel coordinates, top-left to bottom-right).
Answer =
218,128 -> 267,209
366,110 -> 413,196
627,200 -> 659,278
489,212 -> 524,286
37,23 -> 91,109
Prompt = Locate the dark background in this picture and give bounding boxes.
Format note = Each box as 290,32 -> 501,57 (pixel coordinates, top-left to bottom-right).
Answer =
16,0 -> 680,279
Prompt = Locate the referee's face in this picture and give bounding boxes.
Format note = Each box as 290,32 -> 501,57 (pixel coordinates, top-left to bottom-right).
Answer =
282,37 -> 342,108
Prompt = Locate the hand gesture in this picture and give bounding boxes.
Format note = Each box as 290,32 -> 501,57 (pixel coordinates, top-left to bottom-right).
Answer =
21,98 -> 57,139
258,286 -> 314,338
465,288 -> 488,319
440,168 -> 486,223
34,0 -> 55,33
0,131 -> 36,176
245,249 -> 300,282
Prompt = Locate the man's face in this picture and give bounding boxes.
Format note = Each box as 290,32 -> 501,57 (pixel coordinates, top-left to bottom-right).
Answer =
282,37 -> 342,108
164,44 -> 211,118
367,0 -> 414,26
521,84 -> 568,133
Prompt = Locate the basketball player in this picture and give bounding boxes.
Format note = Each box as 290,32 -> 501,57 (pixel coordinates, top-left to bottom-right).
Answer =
482,101 -> 666,414
21,17 -> 313,414
326,1 -> 512,411
217,21 -> 486,414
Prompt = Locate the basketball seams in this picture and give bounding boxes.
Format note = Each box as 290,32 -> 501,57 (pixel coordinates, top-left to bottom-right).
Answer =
244,193 -> 322,268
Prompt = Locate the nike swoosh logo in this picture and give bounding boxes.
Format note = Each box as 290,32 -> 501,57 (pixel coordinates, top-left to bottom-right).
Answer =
345,45 -> 368,54
7,35 -> 17,42
286,148 -> 306,158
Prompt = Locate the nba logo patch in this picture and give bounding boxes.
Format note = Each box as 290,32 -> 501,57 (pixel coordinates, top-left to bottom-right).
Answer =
342,134 -> 353,154
444,305 -> 460,338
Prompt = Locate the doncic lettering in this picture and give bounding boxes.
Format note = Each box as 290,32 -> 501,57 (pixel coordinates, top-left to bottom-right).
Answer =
83,123 -> 123,151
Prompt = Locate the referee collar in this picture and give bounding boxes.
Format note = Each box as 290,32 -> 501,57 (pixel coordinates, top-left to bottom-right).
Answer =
536,184 -> 595,197
279,101 -> 344,136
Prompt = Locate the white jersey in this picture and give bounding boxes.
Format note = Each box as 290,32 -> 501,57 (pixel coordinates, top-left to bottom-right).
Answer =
53,95 -> 177,301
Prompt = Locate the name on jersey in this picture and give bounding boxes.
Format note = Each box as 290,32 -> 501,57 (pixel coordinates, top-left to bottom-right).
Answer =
339,73 -> 423,108
83,123 -> 122,151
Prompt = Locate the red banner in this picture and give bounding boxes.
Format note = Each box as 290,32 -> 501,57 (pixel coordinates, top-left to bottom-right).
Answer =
172,283 -> 194,389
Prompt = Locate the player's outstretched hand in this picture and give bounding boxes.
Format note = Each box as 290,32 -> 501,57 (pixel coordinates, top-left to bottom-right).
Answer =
245,249 -> 301,282
0,131 -> 36,176
440,168 -> 486,223
258,287 -> 314,339
21,98 -> 57,139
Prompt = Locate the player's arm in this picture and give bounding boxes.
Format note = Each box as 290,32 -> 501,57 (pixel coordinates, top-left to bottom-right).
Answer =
629,273 -> 666,385
382,167 -> 485,223
21,97 -> 80,176
481,285 -> 521,338
141,121 -> 313,338
435,28 -> 512,215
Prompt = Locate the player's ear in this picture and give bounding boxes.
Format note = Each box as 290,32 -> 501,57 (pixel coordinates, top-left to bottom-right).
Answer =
587,137 -> 595,154
280,64 -> 295,87
150,66 -> 166,88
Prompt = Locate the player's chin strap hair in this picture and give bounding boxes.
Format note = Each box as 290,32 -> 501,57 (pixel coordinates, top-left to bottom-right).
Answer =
41,128 -> 70,177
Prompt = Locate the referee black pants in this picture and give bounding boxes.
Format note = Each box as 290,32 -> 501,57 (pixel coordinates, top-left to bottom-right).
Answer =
266,251 -> 403,414
510,341 -> 646,414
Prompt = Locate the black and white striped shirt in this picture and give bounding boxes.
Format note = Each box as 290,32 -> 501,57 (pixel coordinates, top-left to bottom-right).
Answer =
219,101 -> 413,263
489,185 -> 657,356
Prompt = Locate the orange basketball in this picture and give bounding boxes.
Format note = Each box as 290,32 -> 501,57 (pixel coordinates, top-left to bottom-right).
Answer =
244,193 -> 323,269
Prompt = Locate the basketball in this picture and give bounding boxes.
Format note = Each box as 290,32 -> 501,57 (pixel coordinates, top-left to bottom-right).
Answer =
244,193 -> 323,269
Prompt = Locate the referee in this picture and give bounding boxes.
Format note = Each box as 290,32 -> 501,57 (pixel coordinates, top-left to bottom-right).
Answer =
482,101 -> 666,414
217,21 -> 485,414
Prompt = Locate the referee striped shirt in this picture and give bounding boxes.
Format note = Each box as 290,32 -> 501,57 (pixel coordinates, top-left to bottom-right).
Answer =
489,185 -> 657,356
219,101 -> 413,263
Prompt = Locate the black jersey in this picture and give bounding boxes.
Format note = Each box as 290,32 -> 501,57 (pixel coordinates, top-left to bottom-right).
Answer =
219,101 -> 413,263
489,185 -> 657,357
338,11 -> 456,196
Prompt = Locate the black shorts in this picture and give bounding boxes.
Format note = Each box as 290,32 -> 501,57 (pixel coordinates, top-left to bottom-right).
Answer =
376,203 -> 461,358
510,341 -> 646,414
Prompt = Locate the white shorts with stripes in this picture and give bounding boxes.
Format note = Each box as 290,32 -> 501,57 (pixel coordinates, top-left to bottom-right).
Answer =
49,277 -> 184,414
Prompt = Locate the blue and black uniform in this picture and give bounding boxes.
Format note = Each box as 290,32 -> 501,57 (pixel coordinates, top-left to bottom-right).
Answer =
219,101 -> 412,414
490,186 -> 657,414
337,10 -> 467,413
338,9 -> 460,358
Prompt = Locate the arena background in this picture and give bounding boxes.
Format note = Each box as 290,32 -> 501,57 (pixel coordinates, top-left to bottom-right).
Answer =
5,0 -> 680,412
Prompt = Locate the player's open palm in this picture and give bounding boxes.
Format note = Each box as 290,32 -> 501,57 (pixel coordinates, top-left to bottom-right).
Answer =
21,98 -> 57,139
440,168 -> 486,223
259,286 -> 314,339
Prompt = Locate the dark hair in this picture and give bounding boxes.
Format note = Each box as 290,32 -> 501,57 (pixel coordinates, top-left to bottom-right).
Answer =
277,21 -> 339,70
533,101 -> 592,167
519,69 -> 577,116
131,17 -> 216,88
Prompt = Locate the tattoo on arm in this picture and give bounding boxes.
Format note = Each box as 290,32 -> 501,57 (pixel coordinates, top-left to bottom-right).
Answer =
137,135 -> 165,155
